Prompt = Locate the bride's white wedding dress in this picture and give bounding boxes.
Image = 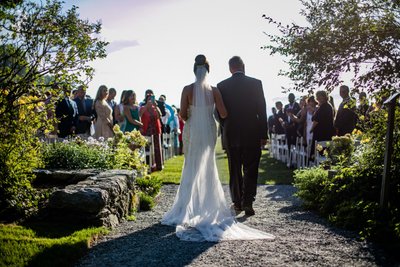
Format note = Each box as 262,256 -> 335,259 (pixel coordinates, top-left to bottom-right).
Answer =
161,66 -> 274,242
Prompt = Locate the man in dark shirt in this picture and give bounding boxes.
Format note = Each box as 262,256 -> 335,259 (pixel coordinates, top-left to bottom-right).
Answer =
274,101 -> 286,134
334,85 -> 358,136
73,85 -> 95,135
283,93 -> 301,150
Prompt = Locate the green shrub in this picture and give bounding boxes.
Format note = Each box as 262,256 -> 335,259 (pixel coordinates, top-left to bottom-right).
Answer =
0,97 -> 46,220
324,134 -> 355,166
139,192 -> 155,211
135,175 -> 162,197
41,126 -> 148,172
294,107 -> 400,243
293,167 -> 328,210
41,138 -> 113,170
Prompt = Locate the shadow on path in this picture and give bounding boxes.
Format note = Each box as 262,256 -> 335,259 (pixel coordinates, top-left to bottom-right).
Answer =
78,223 -> 215,267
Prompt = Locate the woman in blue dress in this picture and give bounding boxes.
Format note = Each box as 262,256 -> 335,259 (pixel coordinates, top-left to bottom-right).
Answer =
121,90 -> 142,132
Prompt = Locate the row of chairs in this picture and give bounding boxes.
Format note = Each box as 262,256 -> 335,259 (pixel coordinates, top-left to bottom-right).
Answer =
269,134 -> 327,168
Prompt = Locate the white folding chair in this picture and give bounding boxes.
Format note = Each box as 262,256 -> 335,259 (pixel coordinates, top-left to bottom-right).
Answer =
276,134 -> 288,163
288,136 -> 304,168
269,133 -> 277,158
145,136 -> 154,171
296,137 -> 308,169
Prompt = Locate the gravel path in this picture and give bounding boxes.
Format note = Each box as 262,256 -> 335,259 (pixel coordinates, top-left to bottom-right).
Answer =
76,185 -> 399,267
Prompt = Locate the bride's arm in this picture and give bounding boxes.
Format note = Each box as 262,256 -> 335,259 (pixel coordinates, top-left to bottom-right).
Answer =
212,87 -> 228,119
179,85 -> 190,121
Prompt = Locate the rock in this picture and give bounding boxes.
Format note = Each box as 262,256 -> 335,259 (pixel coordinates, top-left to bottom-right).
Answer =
47,170 -> 137,228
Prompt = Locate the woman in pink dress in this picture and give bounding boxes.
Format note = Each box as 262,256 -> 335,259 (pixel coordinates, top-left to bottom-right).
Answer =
140,94 -> 163,171
94,85 -> 114,139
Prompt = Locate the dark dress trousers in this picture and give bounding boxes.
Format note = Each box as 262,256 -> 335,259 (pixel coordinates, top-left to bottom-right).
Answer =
217,72 -> 267,207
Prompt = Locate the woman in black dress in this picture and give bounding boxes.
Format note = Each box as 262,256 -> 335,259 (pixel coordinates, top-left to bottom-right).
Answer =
310,90 -> 335,160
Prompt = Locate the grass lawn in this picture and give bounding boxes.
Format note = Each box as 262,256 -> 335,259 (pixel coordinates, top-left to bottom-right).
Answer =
0,222 -> 108,267
151,138 -> 293,185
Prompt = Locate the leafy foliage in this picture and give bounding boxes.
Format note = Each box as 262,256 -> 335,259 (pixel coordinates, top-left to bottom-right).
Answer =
138,192 -> 155,211
0,0 -> 107,219
135,174 -> 162,211
294,108 -> 400,242
135,175 -> 162,198
263,0 -> 400,95
41,138 -> 113,170
41,126 -> 148,172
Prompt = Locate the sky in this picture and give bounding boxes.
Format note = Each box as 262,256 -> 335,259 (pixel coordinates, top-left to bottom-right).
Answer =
60,0 -> 344,110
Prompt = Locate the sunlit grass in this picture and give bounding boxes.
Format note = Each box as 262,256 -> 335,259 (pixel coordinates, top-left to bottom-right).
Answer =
0,223 -> 108,267
152,138 -> 293,185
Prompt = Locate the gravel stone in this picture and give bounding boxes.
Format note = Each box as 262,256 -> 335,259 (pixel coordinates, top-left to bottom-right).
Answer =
76,185 -> 399,267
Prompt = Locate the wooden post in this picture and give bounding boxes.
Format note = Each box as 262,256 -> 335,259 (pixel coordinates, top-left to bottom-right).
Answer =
380,92 -> 400,209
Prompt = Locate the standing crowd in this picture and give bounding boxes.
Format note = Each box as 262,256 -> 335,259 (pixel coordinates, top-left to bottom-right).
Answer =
268,85 -> 377,165
51,85 -> 184,172
49,82 -> 378,170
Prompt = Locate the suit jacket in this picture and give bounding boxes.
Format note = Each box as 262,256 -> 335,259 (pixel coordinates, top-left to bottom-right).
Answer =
74,97 -> 94,134
334,97 -> 358,136
55,97 -> 78,138
217,72 -> 267,148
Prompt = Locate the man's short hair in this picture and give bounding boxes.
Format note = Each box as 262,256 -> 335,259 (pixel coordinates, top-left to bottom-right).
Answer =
340,85 -> 350,93
229,56 -> 244,69
109,88 -> 116,94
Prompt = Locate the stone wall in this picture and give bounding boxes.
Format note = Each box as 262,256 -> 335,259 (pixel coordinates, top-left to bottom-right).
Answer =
39,169 -> 138,228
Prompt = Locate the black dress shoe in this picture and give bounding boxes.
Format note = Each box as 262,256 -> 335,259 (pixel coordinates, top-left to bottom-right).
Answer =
243,205 -> 255,216
231,204 -> 242,215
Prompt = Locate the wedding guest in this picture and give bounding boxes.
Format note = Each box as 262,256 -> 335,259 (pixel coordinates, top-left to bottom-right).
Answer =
356,91 -> 371,131
107,87 -> 117,125
73,85 -> 95,136
274,101 -> 286,134
94,85 -> 114,139
140,93 -> 163,171
121,90 -> 142,132
283,93 -> 301,151
267,107 -> 277,135
55,85 -> 78,138
357,91 -> 370,117
291,96 -> 317,150
140,89 -> 154,107
115,90 -> 127,129
284,93 -> 301,116
310,90 -> 335,159
334,85 -> 357,136
295,96 -> 307,138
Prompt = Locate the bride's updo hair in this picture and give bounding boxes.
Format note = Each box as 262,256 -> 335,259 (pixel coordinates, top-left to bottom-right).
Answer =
193,54 -> 210,73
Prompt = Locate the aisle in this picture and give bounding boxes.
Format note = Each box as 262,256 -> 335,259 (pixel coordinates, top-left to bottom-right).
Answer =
76,185 -> 395,267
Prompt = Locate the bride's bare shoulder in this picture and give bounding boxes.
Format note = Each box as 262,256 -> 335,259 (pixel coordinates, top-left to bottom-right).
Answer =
182,83 -> 194,92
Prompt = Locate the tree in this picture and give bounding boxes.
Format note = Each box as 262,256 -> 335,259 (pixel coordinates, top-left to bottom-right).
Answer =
262,0 -> 400,95
0,0 -> 107,218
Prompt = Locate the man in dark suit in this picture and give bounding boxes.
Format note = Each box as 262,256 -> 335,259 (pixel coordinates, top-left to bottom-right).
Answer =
283,93 -> 301,152
334,85 -> 358,136
55,86 -> 78,138
73,85 -> 95,136
217,56 -> 267,216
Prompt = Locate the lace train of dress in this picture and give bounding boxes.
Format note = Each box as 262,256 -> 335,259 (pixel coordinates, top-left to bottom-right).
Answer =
161,103 -> 274,242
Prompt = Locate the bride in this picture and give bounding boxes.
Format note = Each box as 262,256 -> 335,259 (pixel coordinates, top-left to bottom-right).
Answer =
161,55 -> 274,242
